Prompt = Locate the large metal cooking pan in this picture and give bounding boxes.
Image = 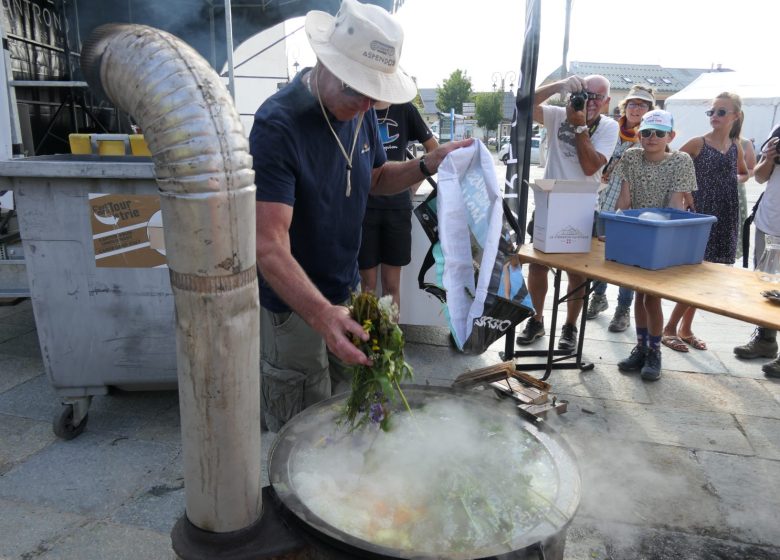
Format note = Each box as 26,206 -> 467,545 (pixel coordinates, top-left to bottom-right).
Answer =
269,385 -> 580,560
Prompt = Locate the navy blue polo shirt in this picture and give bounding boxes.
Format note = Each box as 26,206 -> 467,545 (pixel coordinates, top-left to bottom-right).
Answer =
250,69 -> 386,312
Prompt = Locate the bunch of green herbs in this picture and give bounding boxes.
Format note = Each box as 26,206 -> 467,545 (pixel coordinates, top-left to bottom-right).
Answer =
340,292 -> 414,432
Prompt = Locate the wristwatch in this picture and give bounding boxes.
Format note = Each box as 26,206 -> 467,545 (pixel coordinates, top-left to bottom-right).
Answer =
573,125 -> 588,134
419,155 -> 434,177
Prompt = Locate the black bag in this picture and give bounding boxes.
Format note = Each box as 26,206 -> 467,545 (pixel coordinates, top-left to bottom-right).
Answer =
742,192 -> 764,268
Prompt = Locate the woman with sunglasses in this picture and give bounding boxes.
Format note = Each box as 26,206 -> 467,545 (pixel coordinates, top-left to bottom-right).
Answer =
662,92 -> 749,353
587,85 -> 655,331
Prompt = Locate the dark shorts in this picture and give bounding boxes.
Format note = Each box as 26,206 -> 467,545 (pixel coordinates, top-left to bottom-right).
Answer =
358,207 -> 412,269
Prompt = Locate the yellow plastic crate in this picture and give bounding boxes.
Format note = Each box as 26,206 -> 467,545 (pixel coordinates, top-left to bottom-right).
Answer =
68,133 -> 151,156
129,134 -> 151,156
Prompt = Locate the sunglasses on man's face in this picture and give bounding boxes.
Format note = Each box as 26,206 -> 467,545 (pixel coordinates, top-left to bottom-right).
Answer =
341,81 -> 376,103
585,91 -> 605,102
705,108 -> 732,117
640,129 -> 669,138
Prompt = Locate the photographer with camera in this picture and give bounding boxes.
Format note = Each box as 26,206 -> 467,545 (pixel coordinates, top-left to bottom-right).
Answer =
733,127 -> 780,378
516,75 -> 618,351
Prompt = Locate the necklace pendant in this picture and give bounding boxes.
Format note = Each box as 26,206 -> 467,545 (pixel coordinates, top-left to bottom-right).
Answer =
346,169 -> 352,197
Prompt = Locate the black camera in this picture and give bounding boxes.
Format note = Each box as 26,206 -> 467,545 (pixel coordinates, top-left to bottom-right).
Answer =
569,90 -> 588,112
760,124 -> 780,164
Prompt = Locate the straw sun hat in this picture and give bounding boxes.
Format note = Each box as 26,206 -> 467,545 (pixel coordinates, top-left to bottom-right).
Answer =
305,0 -> 417,104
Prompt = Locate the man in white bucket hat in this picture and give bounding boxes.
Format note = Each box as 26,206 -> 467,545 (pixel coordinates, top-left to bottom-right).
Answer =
250,0 -> 472,431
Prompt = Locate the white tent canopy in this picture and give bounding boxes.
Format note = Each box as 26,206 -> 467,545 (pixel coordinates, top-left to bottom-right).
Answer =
664,71 -> 780,151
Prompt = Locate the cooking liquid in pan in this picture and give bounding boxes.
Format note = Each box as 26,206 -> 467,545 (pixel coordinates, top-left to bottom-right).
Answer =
273,392 -> 579,559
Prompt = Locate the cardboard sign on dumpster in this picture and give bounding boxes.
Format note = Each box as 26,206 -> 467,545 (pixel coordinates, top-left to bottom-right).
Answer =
530,179 -> 598,253
89,193 -> 167,268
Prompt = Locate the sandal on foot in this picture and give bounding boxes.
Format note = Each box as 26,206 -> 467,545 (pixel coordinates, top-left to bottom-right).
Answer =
680,334 -> 707,350
661,335 -> 689,352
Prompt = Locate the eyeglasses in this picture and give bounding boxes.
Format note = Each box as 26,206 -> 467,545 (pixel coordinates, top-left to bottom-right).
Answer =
341,81 -> 376,103
640,129 -> 669,138
705,108 -> 732,117
627,101 -> 650,110
585,91 -> 605,102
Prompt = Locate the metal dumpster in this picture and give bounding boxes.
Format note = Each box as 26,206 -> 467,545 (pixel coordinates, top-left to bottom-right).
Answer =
0,155 -> 176,438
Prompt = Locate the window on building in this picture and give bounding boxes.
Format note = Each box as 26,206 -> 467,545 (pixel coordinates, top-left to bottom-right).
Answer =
622,76 -> 633,83
647,78 -> 656,84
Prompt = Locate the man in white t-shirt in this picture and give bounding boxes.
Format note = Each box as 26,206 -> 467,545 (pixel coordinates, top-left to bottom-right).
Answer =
516,74 -> 618,351
734,128 -> 780,377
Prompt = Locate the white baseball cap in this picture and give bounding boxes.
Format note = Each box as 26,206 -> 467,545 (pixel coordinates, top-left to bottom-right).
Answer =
639,110 -> 674,132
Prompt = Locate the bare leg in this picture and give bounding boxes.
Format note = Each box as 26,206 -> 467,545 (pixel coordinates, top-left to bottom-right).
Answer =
663,301 -> 689,336
380,264 -> 402,319
359,267 -> 378,295
527,263 -> 548,321
677,307 -> 698,339
634,295 -> 647,329
565,272 -> 586,324
644,294 -> 663,336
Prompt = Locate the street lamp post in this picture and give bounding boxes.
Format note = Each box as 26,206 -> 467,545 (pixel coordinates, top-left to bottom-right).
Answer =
491,71 -> 516,142
491,71 -> 516,93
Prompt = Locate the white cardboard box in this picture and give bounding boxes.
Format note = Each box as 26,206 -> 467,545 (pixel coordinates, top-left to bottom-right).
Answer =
531,179 -> 599,253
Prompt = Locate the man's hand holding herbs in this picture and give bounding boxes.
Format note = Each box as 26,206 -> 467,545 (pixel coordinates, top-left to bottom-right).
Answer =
316,304 -> 373,366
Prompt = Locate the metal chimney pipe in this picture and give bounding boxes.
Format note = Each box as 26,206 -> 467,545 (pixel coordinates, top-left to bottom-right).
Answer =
81,24 -> 261,533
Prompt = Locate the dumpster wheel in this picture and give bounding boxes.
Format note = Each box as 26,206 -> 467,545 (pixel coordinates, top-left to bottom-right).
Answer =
53,404 -> 88,440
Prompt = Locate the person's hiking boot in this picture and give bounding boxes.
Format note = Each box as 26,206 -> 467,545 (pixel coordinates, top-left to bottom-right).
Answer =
608,304 -> 632,333
586,294 -> 608,319
641,348 -> 662,381
618,344 -> 648,372
733,327 -> 778,359
763,356 -> 780,378
558,323 -> 578,351
516,317 -> 545,345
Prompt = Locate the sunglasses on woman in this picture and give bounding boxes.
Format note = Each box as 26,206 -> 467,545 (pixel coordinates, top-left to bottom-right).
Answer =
705,108 -> 732,117
640,129 -> 669,138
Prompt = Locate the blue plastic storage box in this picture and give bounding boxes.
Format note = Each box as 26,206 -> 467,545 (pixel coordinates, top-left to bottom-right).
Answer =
600,208 -> 717,270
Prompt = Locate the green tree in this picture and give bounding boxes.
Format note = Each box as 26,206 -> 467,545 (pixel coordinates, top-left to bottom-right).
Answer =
435,69 -> 473,114
475,92 -> 504,139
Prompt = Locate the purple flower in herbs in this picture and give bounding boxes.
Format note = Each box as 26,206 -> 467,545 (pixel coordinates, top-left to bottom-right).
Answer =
369,402 -> 385,424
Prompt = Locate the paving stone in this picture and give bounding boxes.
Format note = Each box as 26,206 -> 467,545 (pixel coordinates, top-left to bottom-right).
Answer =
0,413 -> 55,474
0,298 -> 33,321
37,520 -> 176,560
0,355 -> 45,393
0,329 -> 43,358
109,458 -> 185,534
569,520 -> 780,560
563,436 -> 724,531
0,372 -> 60,423
759,378 -> 780,406
546,361 -> 652,404
559,399 -> 754,455
404,342 -> 503,384
0,321 -> 35,344
696,451 -> 780,546
735,414 -> 780,460
0,431 -> 179,517
0,498 -> 87,559
644,370 -> 780,419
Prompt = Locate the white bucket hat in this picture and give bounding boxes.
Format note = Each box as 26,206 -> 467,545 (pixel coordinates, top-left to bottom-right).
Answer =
305,0 -> 417,104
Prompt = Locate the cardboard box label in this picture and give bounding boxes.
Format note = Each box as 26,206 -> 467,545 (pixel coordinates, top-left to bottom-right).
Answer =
89,194 -> 167,268
531,180 -> 598,253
